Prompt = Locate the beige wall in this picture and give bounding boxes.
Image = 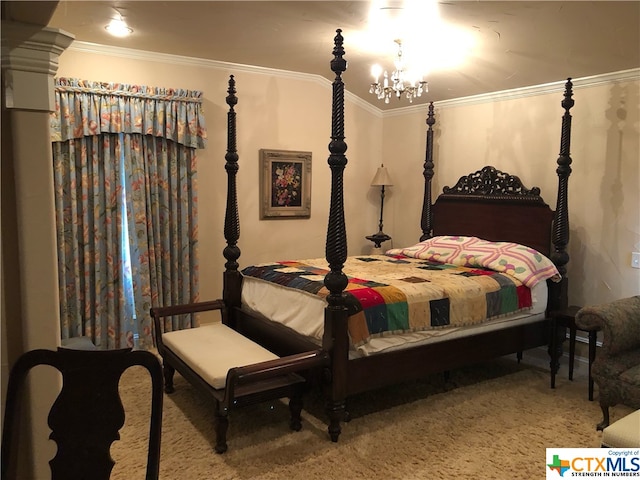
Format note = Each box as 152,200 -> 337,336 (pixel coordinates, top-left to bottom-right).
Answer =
55,48 -> 384,305
385,79 -> 640,306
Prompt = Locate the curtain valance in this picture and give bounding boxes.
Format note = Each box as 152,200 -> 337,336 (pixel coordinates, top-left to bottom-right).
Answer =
50,78 -> 207,149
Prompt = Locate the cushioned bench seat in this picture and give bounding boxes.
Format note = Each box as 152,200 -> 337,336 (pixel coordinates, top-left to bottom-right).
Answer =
163,323 -> 279,389
151,301 -> 328,453
601,409 -> 640,447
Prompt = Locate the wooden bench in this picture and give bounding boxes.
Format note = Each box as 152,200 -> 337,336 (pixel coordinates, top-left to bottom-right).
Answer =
151,300 -> 328,453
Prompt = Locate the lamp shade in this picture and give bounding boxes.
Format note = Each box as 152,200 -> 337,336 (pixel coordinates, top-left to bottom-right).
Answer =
371,165 -> 393,186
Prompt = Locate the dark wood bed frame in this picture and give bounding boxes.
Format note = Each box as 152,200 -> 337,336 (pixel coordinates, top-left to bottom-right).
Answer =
220,30 -> 574,443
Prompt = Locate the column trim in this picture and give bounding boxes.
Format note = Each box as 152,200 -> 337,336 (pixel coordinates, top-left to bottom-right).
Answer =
1,22 -> 74,111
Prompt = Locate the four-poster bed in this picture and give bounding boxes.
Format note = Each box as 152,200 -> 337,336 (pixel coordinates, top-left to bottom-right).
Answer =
153,29 -> 574,446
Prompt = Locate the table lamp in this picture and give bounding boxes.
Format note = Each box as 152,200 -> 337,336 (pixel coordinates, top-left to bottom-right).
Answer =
366,164 -> 393,249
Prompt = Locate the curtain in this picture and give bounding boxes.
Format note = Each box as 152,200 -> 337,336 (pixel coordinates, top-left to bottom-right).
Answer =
51,78 -> 207,349
125,134 -> 200,337
53,135 -> 131,343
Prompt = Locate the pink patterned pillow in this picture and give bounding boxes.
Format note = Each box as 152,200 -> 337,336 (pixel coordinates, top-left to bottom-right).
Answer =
387,236 -> 560,288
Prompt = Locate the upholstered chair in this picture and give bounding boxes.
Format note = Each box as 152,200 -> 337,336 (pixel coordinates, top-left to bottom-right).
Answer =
575,295 -> 640,430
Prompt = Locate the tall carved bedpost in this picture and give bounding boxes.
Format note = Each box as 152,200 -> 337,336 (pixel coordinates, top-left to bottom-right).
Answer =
420,102 -> 436,241
548,78 -> 573,383
222,76 -> 241,329
550,78 -> 574,312
322,29 -> 349,443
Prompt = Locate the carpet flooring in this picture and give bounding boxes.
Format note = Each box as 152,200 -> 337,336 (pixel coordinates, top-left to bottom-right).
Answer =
110,356 -> 632,480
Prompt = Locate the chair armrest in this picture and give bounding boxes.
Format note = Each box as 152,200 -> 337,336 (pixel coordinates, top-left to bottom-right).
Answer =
224,349 -> 330,406
575,295 -> 640,356
150,300 -> 225,318
229,349 -> 329,385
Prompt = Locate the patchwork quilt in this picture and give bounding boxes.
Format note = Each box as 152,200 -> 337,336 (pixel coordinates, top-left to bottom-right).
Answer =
241,254 -> 534,348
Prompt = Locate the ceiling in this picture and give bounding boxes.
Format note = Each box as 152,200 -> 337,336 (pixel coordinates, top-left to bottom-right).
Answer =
9,1 -> 640,110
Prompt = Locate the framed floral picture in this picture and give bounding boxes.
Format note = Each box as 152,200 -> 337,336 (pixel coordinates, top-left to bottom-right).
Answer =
259,149 -> 312,219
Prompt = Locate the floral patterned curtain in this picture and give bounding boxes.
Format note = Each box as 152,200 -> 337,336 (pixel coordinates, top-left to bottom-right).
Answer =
51,78 -> 206,349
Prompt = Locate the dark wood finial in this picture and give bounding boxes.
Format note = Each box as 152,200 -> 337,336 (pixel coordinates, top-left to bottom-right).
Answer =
330,29 -> 347,77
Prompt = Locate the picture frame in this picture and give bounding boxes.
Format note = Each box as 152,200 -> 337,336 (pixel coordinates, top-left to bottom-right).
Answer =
259,149 -> 312,219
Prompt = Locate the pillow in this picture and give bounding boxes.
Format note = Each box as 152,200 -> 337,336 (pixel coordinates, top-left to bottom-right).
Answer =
386,236 -> 561,288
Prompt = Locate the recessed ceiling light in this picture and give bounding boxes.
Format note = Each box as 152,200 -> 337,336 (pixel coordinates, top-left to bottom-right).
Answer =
105,18 -> 133,37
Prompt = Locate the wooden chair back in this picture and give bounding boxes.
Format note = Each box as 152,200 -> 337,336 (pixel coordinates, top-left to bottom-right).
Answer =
1,347 -> 163,480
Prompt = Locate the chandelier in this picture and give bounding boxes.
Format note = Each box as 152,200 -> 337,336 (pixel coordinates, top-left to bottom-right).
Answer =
369,39 -> 428,104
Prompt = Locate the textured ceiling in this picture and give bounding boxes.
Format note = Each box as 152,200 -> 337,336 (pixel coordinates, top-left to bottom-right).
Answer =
38,1 -> 640,110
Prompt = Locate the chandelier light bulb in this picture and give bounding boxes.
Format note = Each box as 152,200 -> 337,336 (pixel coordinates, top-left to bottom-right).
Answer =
371,64 -> 383,82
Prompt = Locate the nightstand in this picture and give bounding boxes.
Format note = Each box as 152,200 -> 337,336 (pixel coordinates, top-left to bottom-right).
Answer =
366,232 -> 391,249
553,305 -> 599,401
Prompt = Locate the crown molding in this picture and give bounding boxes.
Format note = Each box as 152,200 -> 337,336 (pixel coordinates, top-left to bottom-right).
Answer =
384,68 -> 640,117
2,23 -> 75,110
433,68 -> 640,110
67,41 -> 637,119
67,41 -> 382,117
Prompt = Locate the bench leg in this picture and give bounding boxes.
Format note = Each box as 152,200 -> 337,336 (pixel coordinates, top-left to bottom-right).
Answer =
289,393 -> 303,431
214,409 -> 229,454
163,363 -> 175,394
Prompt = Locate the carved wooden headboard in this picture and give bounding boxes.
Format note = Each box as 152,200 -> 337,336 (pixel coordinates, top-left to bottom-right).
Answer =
432,166 -> 555,257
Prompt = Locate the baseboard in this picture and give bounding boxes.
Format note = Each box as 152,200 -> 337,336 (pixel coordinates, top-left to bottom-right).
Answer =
514,345 -> 590,381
